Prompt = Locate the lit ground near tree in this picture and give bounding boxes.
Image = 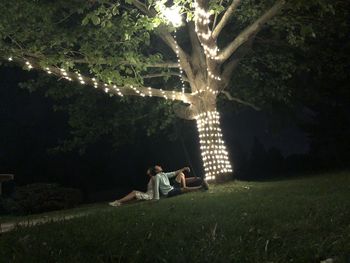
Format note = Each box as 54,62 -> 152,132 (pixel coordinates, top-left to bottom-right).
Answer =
1,171 -> 349,262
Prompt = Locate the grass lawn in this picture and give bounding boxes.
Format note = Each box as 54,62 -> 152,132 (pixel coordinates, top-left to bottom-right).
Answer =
0,171 -> 349,262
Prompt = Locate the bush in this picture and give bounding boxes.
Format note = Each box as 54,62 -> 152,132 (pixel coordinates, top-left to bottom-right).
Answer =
4,183 -> 82,215
0,196 -> 21,215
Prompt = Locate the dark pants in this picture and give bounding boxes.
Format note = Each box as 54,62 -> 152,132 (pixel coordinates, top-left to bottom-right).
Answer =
167,187 -> 182,198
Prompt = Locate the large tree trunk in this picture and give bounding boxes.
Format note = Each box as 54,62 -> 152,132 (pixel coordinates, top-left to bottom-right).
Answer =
182,90 -> 233,181
195,107 -> 233,181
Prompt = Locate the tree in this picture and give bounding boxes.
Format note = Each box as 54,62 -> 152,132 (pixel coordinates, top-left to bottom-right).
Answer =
0,0 -> 336,180
290,0 -> 350,170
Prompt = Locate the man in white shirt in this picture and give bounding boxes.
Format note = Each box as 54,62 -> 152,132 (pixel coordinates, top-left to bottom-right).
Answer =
151,165 -> 209,200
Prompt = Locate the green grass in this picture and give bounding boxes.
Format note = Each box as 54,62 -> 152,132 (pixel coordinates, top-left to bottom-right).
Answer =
1,171 -> 349,263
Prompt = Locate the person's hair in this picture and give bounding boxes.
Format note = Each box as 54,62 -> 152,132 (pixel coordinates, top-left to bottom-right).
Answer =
146,167 -> 153,175
149,166 -> 158,176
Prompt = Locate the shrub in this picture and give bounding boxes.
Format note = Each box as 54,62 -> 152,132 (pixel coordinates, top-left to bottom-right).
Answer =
0,196 -> 21,215
9,183 -> 82,215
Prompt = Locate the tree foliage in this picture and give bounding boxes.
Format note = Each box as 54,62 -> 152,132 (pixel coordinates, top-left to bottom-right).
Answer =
0,0 -> 348,152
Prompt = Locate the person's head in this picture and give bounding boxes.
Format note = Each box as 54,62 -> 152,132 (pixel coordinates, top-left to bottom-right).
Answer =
149,165 -> 163,176
154,165 -> 163,173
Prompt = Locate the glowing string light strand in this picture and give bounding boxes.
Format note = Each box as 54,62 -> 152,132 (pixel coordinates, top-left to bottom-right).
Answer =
193,2 -> 219,61
193,1 -> 222,84
196,110 -> 233,181
173,29 -> 187,94
158,4 -> 187,94
6,56 -> 196,100
4,57 -> 197,100
192,1 -> 233,180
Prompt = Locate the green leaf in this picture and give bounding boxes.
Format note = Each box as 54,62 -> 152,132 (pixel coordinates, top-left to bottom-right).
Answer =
112,5 -> 119,16
82,16 -> 89,26
91,15 -> 100,25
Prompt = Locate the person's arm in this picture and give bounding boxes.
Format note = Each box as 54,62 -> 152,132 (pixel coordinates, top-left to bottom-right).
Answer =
164,171 -> 176,179
146,179 -> 153,193
165,167 -> 190,179
174,167 -> 190,175
152,176 -> 160,200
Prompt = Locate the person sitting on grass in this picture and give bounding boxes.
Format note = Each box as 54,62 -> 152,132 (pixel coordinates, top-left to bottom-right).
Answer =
151,165 -> 209,200
109,168 -> 154,207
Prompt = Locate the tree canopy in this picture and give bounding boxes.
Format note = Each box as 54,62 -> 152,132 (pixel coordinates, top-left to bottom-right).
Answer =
0,0 -> 348,157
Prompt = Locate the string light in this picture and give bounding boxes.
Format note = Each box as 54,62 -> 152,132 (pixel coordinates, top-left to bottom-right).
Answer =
113,85 -> 123,97
5,57 -> 188,102
159,88 -> 168,100
76,72 -> 85,84
130,85 -> 139,94
208,70 -> 221,81
6,58 -> 129,97
173,29 -> 187,94
190,3 -> 225,176
196,110 -> 233,181
6,46 -> 231,182
191,86 -> 218,95
92,78 -> 98,88
193,2 -> 217,61
58,68 -> 71,81
25,61 -> 33,69
158,3 -> 187,94
148,87 -> 153,97
160,5 -> 183,28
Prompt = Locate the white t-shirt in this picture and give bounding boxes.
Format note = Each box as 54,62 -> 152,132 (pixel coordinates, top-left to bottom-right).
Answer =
153,171 -> 176,200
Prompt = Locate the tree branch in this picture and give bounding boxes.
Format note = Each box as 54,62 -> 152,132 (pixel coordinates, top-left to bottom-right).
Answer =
21,51 -> 180,69
75,58 -> 180,69
212,0 -> 224,30
220,58 -> 240,90
145,62 -> 179,68
212,0 -> 241,39
155,27 -> 195,83
220,36 -> 255,90
130,0 -> 195,82
217,0 -> 285,62
3,56 -> 190,103
173,103 -> 196,120
141,72 -> 189,82
220,91 -> 260,111
129,0 -> 183,56
130,0 -> 152,15
188,22 -> 206,70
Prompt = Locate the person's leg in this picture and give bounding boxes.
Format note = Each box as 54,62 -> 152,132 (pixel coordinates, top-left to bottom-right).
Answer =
167,181 -> 208,198
185,177 -> 202,187
175,173 -> 203,188
186,176 -> 209,190
175,172 -> 186,187
110,190 -> 137,206
117,190 -> 137,203
180,185 -> 202,193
